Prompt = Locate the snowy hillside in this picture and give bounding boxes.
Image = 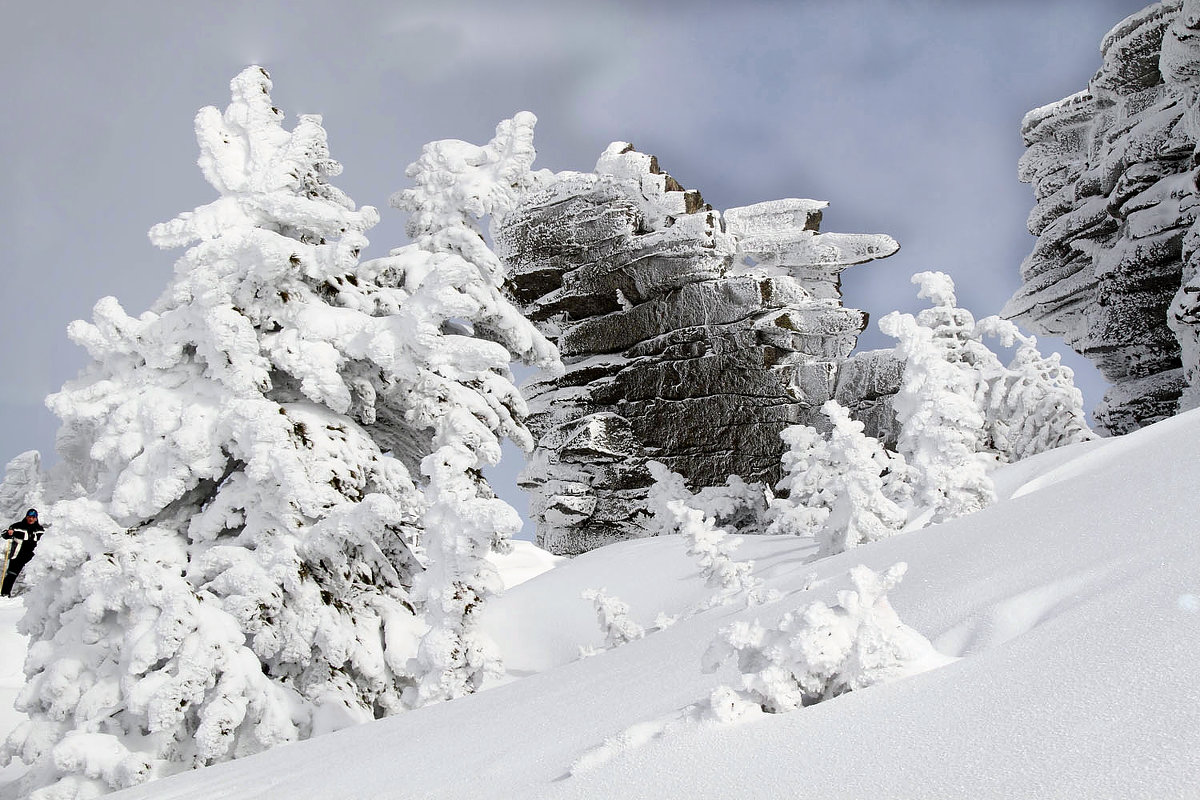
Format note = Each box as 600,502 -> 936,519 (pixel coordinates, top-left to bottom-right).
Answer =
81,408 -> 1200,799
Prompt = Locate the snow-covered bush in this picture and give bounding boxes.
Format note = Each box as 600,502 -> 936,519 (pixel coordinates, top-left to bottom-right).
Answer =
645,462 -> 766,608
702,563 -> 950,712
387,112 -> 559,708
767,401 -> 907,554
581,589 -> 646,651
643,461 -> 766,538
974,317 -> 1094,461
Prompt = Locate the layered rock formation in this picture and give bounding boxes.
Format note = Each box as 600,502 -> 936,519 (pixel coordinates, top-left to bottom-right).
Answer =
1004,0 -> 1200,432
498,143 -> 897,554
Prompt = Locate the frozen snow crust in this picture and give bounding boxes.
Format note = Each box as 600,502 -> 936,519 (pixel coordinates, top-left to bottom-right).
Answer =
105,408 -> 1200,800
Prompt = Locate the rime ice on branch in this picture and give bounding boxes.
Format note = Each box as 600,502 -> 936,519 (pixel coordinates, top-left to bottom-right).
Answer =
499,145 -> 898,555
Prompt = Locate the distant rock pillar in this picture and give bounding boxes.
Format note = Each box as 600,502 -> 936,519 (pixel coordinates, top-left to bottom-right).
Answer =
1005,1 -> 1200,433
497,144 -> 897,555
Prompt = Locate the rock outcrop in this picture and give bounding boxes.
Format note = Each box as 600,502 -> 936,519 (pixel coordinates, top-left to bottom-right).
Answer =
498,143 -> 898,554
1004,0 -> 1200,433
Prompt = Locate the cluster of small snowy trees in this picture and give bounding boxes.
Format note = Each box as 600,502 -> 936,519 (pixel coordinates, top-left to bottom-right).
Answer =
0,68 -> 557,797
583,271 -> 1090,670
646,271 -> 1093,564
581,271 -> 1089,720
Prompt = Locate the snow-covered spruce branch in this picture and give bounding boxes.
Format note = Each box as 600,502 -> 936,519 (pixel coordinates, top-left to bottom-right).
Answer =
645,462 -> 767,608
580,589 -> 647,654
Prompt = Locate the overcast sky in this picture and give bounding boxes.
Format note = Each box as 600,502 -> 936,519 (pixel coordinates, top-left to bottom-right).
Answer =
0,0 -> 1150,530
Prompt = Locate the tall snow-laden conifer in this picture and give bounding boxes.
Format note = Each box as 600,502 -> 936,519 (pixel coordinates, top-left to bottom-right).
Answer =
379,113 -> 559,707
5,68 -> 435,796
880,274 -> 997,523
880,271 -> 1092,525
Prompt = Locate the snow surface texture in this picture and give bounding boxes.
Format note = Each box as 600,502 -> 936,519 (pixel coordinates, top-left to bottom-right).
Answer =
95,407 -> 1200,800
498,146 -> 898,555
1005,0 -> 1200,433
0,68 -> 557,798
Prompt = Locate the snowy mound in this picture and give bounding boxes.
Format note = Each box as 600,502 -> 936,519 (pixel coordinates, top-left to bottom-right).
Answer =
101,408 -> 1200,799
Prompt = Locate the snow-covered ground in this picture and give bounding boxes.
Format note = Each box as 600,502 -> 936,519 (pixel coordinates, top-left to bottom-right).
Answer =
0,600 -> 26,790
7,410 -> 1200,799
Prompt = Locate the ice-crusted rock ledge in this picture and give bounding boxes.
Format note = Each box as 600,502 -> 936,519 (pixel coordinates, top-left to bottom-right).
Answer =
498,143 -> 897,555
1005,0 -> 1200,433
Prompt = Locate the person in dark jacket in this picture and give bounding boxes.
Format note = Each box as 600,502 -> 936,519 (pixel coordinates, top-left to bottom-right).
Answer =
2,508 -> 43,597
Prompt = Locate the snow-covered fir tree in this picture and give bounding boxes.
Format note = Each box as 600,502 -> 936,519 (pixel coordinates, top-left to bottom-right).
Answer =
384,112 -> 558,708
813,401 -> 907,556
2,68 -> 555,797
879,274 -> 993,522
767,402 -> 908,551
879,271 -> 1092,524
764,423 -> 837,537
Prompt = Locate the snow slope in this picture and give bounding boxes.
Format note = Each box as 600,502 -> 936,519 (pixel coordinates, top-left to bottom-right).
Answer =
0,601 -> 26,790
38,411 -> 1200,797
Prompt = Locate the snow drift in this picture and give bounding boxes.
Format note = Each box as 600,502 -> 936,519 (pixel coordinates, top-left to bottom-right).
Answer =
89,407 -> 1200,800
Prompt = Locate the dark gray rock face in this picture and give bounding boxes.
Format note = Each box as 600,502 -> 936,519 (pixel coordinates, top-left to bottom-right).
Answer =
834,349 -> 904,450
498,143 -> 898,554
1004,0 -> 1200,433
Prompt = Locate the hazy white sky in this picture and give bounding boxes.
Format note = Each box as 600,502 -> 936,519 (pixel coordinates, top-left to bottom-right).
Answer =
0,0 -> 1150,527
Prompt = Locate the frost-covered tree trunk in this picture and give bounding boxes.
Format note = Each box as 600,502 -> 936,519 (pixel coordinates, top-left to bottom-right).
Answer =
0,451 -> 44,519
5,68 -> 440,796
386,113 -> 559,707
